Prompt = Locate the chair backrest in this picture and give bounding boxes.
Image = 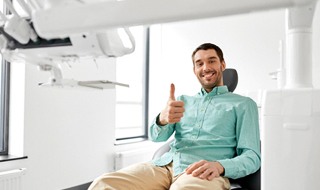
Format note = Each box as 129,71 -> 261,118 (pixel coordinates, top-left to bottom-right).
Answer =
223,68 -> 238,92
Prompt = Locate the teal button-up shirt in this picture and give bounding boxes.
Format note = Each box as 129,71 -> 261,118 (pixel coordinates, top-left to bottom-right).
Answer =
150,86 -> 261,179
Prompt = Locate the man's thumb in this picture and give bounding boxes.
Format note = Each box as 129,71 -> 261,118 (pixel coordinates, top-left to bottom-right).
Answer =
169,83 -> 176,101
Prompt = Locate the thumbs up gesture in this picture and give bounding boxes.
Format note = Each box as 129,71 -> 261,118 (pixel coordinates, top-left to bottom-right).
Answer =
158,84 -> 185,126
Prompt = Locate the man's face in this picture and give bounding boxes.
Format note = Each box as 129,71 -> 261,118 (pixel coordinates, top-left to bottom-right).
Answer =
193,49 -> 226,92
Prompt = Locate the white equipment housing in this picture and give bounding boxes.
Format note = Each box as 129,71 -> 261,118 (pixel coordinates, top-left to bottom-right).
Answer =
1,29 -> 134,89
261,2 -> 320,190
0,0 -> 135,89
262,89 -> 320,189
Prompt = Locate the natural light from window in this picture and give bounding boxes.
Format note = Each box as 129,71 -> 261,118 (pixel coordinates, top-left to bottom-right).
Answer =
115,26 -> 148,140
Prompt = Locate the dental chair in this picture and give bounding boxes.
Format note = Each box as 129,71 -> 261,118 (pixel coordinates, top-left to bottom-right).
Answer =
152,68 -> 261,190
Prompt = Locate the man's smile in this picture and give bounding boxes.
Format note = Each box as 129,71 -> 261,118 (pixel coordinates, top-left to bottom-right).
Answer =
202,71 -> 216,80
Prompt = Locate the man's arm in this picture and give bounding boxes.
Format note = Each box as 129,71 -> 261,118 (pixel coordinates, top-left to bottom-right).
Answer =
149,114 -> 175,142
149,83 -> 185,142
185,160 -> 225,181
218,98 -> 261,179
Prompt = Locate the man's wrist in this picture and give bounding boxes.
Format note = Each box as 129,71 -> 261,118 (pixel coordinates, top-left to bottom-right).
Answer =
221,168 -> 225,176
215,162 -> 225,176
156,114 -> 166,126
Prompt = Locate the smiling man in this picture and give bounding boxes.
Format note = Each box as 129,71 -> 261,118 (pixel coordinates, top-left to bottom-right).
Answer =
192,44 -> 225,92
89,43 -> 261,190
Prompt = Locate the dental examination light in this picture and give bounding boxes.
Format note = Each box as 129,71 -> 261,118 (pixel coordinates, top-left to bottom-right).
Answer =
0,0 -> 135,89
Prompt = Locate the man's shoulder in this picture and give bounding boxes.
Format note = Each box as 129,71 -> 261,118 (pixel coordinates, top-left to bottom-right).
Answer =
227,92 -> 248,99
177,93 -> 201,99
226,92 -> 257,106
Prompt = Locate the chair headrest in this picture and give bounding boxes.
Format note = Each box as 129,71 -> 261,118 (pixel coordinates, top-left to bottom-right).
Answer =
223,68 -> 238,92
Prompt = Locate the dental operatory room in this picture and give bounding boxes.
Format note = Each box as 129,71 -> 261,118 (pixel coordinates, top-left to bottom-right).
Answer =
1,0 -> 320,190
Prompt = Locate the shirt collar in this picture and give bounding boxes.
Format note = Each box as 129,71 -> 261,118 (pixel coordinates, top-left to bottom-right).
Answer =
200,85 -> 229,97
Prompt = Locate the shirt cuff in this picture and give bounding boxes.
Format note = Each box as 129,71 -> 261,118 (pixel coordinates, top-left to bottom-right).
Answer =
153,114 -> 168,132
155,113 -> 162,126
217,159 -> 238,179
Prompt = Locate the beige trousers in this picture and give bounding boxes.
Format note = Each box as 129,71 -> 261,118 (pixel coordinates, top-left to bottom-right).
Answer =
88,162 -> 230,190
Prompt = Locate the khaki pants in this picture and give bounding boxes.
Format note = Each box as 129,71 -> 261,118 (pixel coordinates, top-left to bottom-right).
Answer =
88,162 -> 230,190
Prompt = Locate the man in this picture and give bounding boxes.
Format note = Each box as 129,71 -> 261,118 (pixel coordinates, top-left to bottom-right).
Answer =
89,43 -> 261,190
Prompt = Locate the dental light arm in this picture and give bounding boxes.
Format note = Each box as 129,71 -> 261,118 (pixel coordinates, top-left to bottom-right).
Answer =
1,0 -> 38,44
15,0 -> 32,17
31,0 -> 316,39
0,0 -> 135,89
3,0 -> 19,16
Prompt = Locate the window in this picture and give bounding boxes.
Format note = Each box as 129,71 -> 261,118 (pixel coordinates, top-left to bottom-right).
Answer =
0,0 -> 9,155
0,59 -> 10,155
115,26 -> 149,141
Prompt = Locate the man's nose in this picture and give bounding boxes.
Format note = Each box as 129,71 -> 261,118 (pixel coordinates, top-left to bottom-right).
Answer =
203,62 -> 210,71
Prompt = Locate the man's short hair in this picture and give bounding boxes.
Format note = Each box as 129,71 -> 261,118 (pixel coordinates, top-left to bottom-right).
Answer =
192,43 -> 225,64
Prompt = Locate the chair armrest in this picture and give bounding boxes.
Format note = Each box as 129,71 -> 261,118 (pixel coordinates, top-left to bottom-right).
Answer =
233,168 -> 261,190
152,139 -> 173,159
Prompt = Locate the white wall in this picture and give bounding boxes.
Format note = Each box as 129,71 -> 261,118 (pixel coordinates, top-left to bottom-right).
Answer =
3,55 -> 162,189
313,2 -> 320,88
5,58 -> 117,190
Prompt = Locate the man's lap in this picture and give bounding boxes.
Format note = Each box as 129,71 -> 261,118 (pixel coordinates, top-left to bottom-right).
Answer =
88,162 -> 230,190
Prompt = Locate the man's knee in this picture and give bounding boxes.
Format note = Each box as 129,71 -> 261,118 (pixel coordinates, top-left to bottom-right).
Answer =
88,162 -> 172,190
88,172 -> 121,190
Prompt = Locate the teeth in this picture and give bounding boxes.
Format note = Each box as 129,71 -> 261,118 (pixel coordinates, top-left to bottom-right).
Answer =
202,73 -> 214,77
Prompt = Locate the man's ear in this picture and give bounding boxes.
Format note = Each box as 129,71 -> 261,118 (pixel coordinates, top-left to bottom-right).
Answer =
221,61 -> 226,71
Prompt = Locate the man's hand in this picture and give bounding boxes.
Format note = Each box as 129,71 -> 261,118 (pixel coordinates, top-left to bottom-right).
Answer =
158,83 -> 185,126
185,160 -> 225,181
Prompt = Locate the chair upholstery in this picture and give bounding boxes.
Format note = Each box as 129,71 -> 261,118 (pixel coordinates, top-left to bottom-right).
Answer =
223,68 -> 238,92
152,68 -> 261,190
230,168 -> 261,190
